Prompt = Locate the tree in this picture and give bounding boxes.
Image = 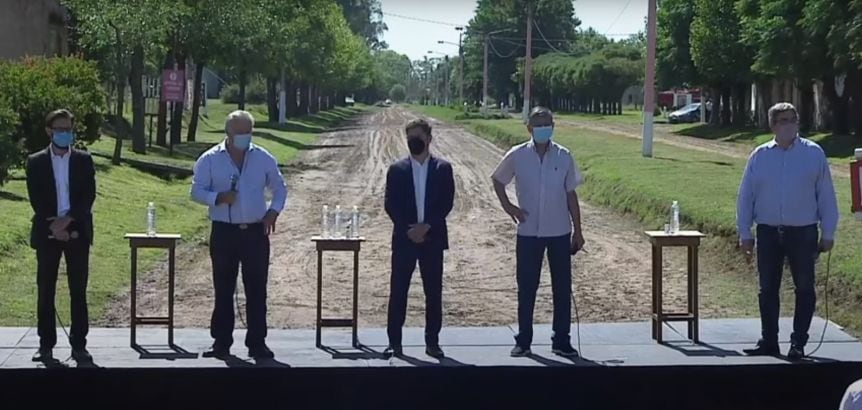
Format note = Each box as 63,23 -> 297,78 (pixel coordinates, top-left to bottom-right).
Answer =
690,0 -> 754,126
336,0 -> 388,50
464,0 -> 579,105
389,84 -> 407,102
656,0 -> 699,90
63,0 -> 176,157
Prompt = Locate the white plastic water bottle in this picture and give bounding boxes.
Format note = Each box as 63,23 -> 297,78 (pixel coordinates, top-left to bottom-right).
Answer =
146,202 -> 156,237
350,206 -> 360,238
670,200 -> 680,234
334,205 -> 343,238
322,205 -> 330,238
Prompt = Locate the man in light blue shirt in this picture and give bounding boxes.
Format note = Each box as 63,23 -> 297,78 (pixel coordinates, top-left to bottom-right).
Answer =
191,110 -> 287,360
736,102 -> 838,360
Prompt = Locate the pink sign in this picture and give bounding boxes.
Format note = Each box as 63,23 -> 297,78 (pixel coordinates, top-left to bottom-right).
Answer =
161,69 -> 185,102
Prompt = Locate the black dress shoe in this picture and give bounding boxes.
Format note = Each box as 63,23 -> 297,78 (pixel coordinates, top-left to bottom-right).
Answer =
552,344 -> 580,358
743,340 -> 780,356
383,345 -> 403,357
425,345 -> 445,359
71,348 -> 93,363
787,345 -> 805,361
32,348 -> 52,362
510,345 -> 531,357
202,344 -> 230,359
248,344 -> 275,360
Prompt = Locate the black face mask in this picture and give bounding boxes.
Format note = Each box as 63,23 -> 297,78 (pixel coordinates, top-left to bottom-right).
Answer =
408,138 -> 426,156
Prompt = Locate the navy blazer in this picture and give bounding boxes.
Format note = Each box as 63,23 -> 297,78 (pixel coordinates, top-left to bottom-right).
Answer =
384,155 -> 455,250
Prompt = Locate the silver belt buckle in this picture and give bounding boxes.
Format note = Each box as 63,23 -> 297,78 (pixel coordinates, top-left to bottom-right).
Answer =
239,224 -> 248,230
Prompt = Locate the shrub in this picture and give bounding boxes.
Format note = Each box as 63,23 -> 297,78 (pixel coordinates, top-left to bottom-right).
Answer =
0,98 -> 21,185
0,56 -> 106,182
220,77 -> 267,104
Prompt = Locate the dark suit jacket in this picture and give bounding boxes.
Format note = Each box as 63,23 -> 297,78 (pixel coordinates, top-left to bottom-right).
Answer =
385,155 -> 455,251
26,147 -> 96,249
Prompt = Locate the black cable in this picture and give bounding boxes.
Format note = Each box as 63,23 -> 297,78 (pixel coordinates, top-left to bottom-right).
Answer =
806,250 -> 831,357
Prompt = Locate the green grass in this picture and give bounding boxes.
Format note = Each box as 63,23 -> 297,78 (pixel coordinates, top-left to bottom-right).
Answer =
672,124 -> 858,163
556,108 -> 662,125
0,101 -> 368,325
409,104 -> 862,333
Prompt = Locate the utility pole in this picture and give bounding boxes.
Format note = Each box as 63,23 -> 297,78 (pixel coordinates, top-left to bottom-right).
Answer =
521,5 -> 534,122
457,26 -> 465,104
642,0 -> 657,157
483,34 -> 489,112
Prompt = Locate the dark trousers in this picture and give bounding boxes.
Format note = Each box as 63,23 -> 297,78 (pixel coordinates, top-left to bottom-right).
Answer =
514,234 -> 572,348
756,224 -> 818,347
209,222 -> 270,349
387,244 -> 444,347
36,238 -> 90,350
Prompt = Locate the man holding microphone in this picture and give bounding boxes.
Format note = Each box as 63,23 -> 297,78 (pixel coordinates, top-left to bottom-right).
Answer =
191,110 -> 287,360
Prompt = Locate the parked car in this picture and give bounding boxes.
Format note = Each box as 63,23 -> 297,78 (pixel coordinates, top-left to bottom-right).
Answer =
668,103 -> 701,124
345,96 -> 355,106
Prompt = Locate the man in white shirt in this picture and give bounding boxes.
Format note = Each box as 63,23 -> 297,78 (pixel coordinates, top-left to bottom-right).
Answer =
492,106 -> 585,358
26,109 -> 97,365
191,110 -> 287,360
384,119 -> 455,359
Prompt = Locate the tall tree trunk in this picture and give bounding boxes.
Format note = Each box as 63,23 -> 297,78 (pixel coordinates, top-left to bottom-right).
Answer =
266,77 -> 278,122
299,82 -> 309,114
310,84 -> 319,114
798,80 -> 814,133
850,68 -> 862,135
709,87 -> 721,125
187,62 -> 204,142
156,52 -> 174,147
238,66 -> 247,110
286,82 -> 298,116
169,53 -> 186,147
130,44 -> 146,154
111,71 -> 126,165
721,87 -> 732,126
732,83 -> 746,127
755,80 -> 770,129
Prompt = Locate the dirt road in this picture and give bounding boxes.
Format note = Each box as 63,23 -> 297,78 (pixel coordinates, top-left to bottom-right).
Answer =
103,107 -> 749,329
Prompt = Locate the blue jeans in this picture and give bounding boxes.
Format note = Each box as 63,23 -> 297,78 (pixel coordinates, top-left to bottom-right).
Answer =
514,234 -> 572,348
756,224 -> 818,347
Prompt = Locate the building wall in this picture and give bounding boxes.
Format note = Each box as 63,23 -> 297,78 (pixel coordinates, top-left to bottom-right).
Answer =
0,0 -> 68,60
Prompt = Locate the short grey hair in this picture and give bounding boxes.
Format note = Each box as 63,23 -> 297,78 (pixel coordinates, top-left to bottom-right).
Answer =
767,102 -> 798,127
224,110 -> 255,134
528,106 -> 554,124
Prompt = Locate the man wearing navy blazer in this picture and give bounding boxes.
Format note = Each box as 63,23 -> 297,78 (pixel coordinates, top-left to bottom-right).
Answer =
384,118 -> 455,359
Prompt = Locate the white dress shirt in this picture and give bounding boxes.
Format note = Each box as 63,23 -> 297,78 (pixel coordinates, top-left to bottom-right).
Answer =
50,148 -> 71,217
411,157 -> 429,223
191,141 -> 287,224
492,141 -> 583,238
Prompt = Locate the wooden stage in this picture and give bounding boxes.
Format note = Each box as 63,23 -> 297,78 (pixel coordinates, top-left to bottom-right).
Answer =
1,317 -> 861,409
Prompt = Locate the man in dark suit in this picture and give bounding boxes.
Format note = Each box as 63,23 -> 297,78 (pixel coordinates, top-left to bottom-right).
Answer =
25,109 -> 96,364
384,118 -> 455,359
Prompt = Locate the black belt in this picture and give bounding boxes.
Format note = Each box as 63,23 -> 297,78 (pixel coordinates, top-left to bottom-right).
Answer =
213,221 -> 262,230
761,224 -> 817,231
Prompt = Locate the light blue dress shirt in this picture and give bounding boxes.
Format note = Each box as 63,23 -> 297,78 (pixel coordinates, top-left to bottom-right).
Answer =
191,141 -> 287,224
736,137 -> 839,241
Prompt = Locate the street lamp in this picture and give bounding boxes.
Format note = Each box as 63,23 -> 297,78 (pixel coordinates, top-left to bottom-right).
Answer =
484,28 -> 514,112
438,38 -> 463,105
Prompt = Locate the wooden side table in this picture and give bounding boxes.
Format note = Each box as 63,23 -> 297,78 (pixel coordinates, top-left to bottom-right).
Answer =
125,233 -> 181,348
644,230 -> 705,343
311,236 -> 365,349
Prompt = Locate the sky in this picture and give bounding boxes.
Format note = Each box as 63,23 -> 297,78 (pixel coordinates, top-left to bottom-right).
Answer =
379,0 -> 649,61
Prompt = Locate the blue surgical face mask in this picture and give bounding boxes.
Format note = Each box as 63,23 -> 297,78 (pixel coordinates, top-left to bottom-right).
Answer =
532,126 -> 553,144
52,131 -> 74,148
232,134 -> 252,151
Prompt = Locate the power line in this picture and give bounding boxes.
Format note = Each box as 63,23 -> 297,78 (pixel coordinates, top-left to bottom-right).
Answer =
534,22 -> 567,54
488,38 -> 522,58
381,11 -> 463,27
604,0 -> 634,35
